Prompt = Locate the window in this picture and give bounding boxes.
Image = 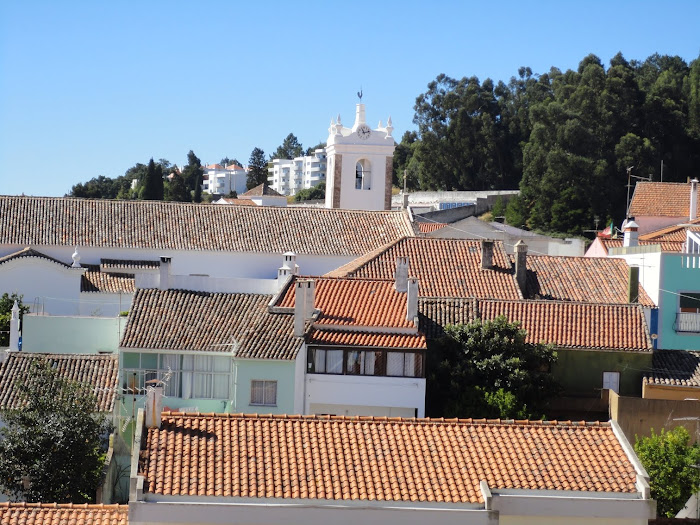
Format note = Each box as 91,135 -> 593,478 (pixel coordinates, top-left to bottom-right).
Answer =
676,292 -> 700,332
122,352 -> 231,399
250,380 -> 277,406
602,371 -> 620,393
355,160 -> 371,190
308,348 -> 424,378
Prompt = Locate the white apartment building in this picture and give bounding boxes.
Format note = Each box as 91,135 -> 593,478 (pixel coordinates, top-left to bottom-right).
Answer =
202,163 -> 247,196
268,149 -> 326,196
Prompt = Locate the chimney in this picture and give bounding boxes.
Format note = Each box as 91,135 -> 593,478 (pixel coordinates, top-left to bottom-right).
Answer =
159,257 -> 171,290
277,252 -> 299,289
406,277 -> 419,322
515,240 -> 528,294
690,179 -> 698,220
9,300 -> 20,352
294,279 -> 314,337
395,256 -> 409,292
628,266 -> 639,303
402,193 -> 409,209
623,219 -> 639,247
145,386 -> 163,429
481,240 -> 494,269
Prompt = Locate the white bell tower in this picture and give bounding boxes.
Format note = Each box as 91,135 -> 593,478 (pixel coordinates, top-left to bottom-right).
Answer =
324,102 -> 395,210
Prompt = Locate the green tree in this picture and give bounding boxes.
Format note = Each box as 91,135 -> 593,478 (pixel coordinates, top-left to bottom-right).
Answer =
426,316 -> 559,418
271,133 -> 303,160
181,150 -> 203,201
247,147 -> 268,189
0,361 -> 109,502
635,427 -> 700,518
165,171 -> 190,202
293,182 -> 325,202
141,158 -> 164,200
305,142 -> 326,156
0,293 -> 29,347
220,157 -> 242,168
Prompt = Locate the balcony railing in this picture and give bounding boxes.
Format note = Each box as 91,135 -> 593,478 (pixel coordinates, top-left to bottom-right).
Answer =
675,312 -> 700,333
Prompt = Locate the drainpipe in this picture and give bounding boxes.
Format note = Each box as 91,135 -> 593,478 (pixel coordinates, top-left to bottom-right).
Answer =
628,266 -> 639,304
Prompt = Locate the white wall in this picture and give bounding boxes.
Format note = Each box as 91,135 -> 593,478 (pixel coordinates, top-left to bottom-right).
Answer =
609,251 -> 662,305
0,258 -> 83,315
304,374 -> 425,418
1,246 -> 354,281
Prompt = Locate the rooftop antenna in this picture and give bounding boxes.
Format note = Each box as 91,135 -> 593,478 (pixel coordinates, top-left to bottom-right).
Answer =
625,165 -> 652,219
357,88 -> 363,102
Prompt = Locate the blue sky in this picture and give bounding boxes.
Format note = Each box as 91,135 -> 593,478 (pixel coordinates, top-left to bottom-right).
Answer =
1,1 -> 698,197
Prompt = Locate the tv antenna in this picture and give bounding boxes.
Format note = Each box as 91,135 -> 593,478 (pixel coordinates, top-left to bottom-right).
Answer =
625,166 -> 652,219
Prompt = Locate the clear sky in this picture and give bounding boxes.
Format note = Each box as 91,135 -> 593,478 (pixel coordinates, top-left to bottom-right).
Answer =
1,0 -> 698,197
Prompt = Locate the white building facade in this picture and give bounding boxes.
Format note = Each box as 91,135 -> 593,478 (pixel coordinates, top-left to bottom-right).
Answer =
202,164 -> 247,196
268,149 -> 327,196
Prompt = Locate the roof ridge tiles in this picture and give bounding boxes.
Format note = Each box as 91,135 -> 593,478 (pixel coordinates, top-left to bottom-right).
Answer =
159,411 -> 611,427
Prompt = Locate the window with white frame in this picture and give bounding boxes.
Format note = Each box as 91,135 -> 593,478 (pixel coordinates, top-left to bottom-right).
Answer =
250,380 -> 277,406
355,160 -> 371,190
602,371 -> 620,393
122,352 -> 231,399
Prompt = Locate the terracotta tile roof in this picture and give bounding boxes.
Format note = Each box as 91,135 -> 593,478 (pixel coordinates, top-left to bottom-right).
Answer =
629,181 -> 697,217
100,258 -> 159,270
418,297 -> 478,339
478,300 -> 652,352
206,163 -> 224,170
0,196 -> 413,256
226,164 -> 245,171
307,328 -> 426,349
522,254 -> 654,306
275,277 -> 415,330
0,353 -> 119,412
416,222 -> 447,233
601,238 -> 684,253
325,237 -> 522,299
644,350 -> 700,387
639,219 -> 700,244
240,183 -> 283,197
121,289 -> 301,359
0,246 -> 70,268
139,413 -> 638,502
0,503 -> 128,525
81,265 -> 135,293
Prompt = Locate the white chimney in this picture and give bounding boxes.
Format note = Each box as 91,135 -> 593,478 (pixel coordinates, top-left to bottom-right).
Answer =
406,277 -> 419,322
159,257 -> 171,291
294,279 -> 314,337
277,252 -> 299,290
145,386 -> 163,429
395,256 -> 409,292
623,220 -> 639,247
515,240 -> 528,295
481,240 -> 494,269
690,179 -> 698,220
9,300 -> 20,352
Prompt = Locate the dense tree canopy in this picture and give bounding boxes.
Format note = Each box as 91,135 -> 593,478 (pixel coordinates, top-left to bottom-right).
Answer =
426,316 -> 559,419
293,182 -> 325,202
247,147 -> 268,189
0,361 -> 109,503
400,52 -> 700,235
271,133 -> 303,160
635,427 -> 700,518
141,158 -> 164,200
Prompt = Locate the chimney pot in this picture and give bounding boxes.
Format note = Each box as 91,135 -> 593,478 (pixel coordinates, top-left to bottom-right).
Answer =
628,266 -> 640,303
145,386 -> 163,429
481,240 -> 494,269
690,179 -> 698,221
406,277 -> 419,322
623,219 -> 639,247
159,257 -> 172,291
515,240 -> 528,295
395,256 -> 409,292
9,300 -> 20,352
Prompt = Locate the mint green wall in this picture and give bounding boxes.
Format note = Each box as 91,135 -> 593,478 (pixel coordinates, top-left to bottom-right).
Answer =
658,254 -> 700,350
22,315 -> 127,353
233,359 -> 296,415
554,349 -> 652,397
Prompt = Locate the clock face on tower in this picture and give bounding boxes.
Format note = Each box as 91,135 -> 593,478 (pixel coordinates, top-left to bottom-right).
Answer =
356,124 -> 372,140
